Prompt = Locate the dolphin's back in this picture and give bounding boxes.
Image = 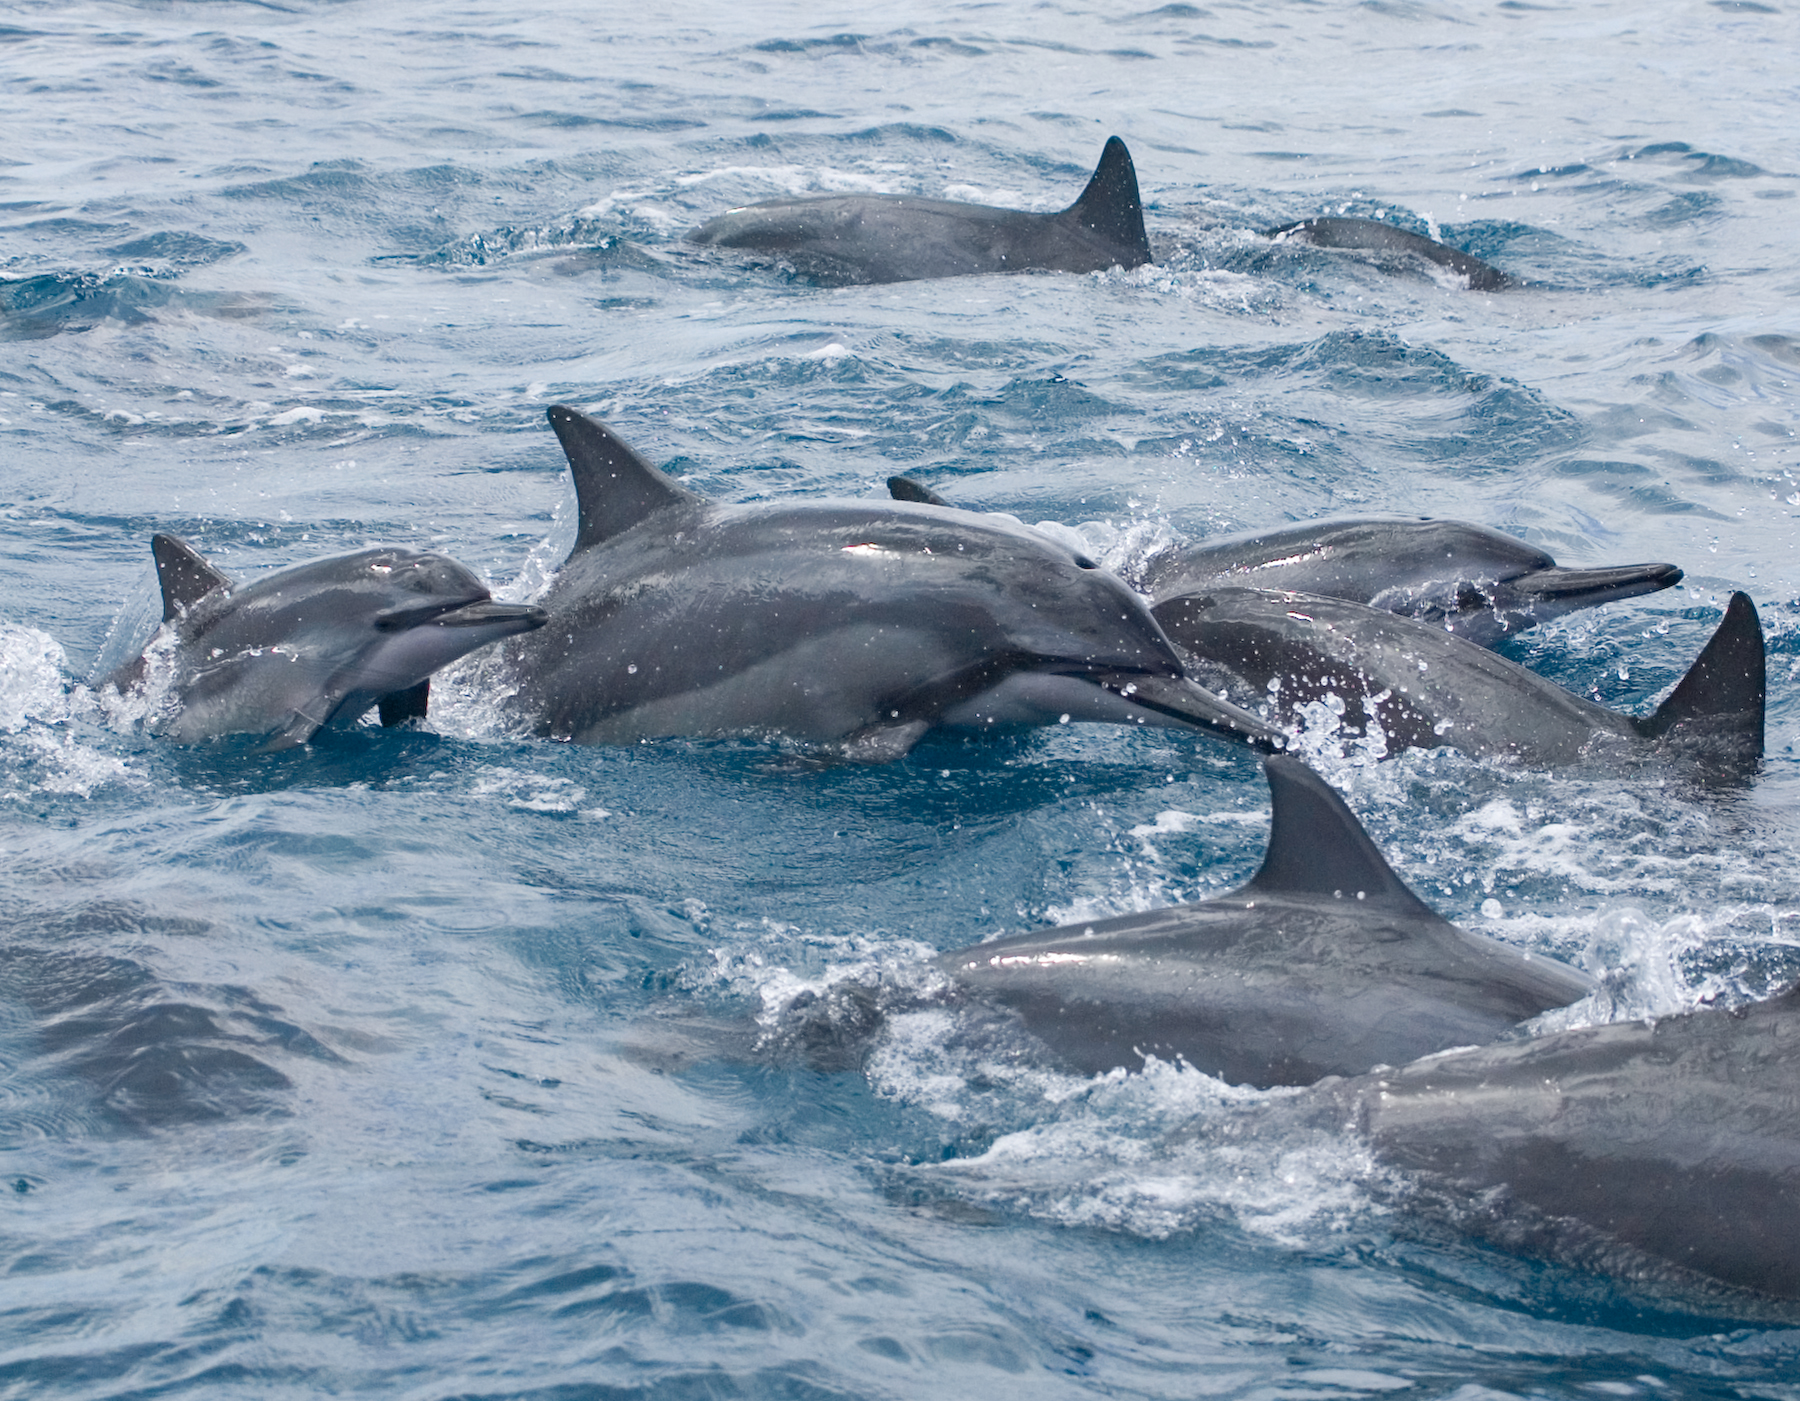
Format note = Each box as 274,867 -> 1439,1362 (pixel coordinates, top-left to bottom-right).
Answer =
941,756 -> 1591,1086
686,137 -> 1152,285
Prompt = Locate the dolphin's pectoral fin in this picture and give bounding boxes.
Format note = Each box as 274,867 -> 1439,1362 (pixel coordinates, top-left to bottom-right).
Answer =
151,534 -> 233,622
1059,136 -> 1153,268
1633,591 -> 1764,781
268,708 -> 327,751
378,680 -> 431,727
1241,757 -> 1443,918
546,405 -> 704,556
834,719 -> 932,764
887,476 -> 952,507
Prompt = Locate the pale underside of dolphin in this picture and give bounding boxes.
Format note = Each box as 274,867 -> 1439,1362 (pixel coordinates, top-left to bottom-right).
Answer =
107,534 -> 547,749
498,405 -> 1279,760
1152,586 -> 1764,781
887,482 -> 1682,648
939,755 -> 1592,1086
686,137 -> 1154,286
1263,216 -> 1514,291
1319,979 -> 1800,1304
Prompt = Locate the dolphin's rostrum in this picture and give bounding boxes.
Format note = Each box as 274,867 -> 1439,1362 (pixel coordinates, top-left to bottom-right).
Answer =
108,535 -> 547,748
499,406 -> 1278,759
939,755 -> 1592,1086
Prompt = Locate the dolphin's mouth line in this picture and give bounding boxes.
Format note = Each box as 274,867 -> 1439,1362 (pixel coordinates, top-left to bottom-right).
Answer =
375,597 -> 550,631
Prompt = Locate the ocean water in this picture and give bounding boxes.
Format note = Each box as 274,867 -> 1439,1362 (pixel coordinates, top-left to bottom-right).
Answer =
3,0 -> 1799,1395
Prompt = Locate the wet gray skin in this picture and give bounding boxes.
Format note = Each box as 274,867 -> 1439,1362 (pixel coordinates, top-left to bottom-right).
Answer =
1263,216 -> 1514,291
1152,587 -> 1764,781
1317,980 -> 1800,1303
1138,515 -> 1682,648
107,535 -> 548,748
686,137 -> 1153,286
939,755 -> 1592,1087
500,406 -> 1278,761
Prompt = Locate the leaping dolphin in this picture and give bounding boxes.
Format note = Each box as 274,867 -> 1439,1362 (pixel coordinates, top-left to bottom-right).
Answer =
686,137 -> 1153,286
1319,979 -> 1800,1304
497,406 -> 1279,760
106,535 -> 547,748
938,755 -> 1591,1086
1152,587 -> 1764,781
887,482 -> 1681,647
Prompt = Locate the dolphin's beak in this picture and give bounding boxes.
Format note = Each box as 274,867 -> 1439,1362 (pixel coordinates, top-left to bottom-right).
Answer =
375,597 -> 549,633
1510,563 -> 1683,605
1089,672 -> 1284,752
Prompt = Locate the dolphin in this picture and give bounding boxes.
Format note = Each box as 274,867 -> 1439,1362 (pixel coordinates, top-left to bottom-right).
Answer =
685,137 -> 1153,286
1151,587 -> 1764,781
1321,979 -> 1800,1304
497,406 -> 1279,760
1137,516 -> 1682,647
886,484 -> 1683,648
938,755 -> 1592,1086
107,535 -> 547,748
1263,216 -> 1514,291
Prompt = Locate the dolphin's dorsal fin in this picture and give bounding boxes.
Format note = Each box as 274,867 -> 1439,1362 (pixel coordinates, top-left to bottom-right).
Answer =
547,405 -> 704,556
151,534 -> 232,622
1240,756 -> 1441,916
887,476 -> 951,507
1634,591 -> 1764,768
1058,137 -> 1152,268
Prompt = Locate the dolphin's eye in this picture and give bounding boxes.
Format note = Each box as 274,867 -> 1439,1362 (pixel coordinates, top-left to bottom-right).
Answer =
1074,555 -> 1099,570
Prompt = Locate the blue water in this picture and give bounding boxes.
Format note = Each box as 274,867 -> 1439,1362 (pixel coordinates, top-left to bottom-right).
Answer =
4,1 -> 1800,1395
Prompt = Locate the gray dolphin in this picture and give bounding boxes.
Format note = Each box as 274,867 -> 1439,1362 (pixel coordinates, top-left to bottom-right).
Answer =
685,137 -> 1153,286
1138,516 -> 1682,647
1321,980 -> 1800,1304
938,755 -> 1591,1086
1263,216 -> 1513,291
497,406 -> 1278,759
107,535 -> 547,748
887,484 -> 1682,647
1152,587 -> 1764,781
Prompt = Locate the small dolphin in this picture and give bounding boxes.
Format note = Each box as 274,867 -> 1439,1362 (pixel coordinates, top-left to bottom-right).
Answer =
939,755 -> 1592,1086
1323,980 -> 1800,1303
1153,587 -> 1764,780
498,406 -> 1278,759
1138,516 -> 1682,647
885,486 -> 1682,648
108,535 -> 547,748
1263,216 -> 1513,291
686,137 -> 1153,286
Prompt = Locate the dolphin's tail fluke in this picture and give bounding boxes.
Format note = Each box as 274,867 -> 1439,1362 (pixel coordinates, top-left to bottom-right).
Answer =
1510,561 -> 1683,607
1059,137 -> 1152,269
1633,591 -> 1765,781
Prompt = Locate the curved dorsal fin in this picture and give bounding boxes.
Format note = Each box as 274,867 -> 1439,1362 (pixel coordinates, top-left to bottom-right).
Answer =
151,534 -> 232,621
1058,136 -> 1152,269
1240,756 -> 1441,916
1636,592 -> 1764,779
887,476 -> 951,507
546,405 -> 704,556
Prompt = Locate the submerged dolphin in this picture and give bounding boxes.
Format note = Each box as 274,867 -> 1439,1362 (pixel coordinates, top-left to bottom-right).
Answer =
1153,587 -> 1764,780
939,756 -> 1592,1086
1138,516 -> 1682,647
1263,216 -> 1513,291
108,535 -> 547,748
887,483 -> 1681,647
686,137 -> 1153,286
499,406 -> 1278,759
1321,980 -> 1800,1303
